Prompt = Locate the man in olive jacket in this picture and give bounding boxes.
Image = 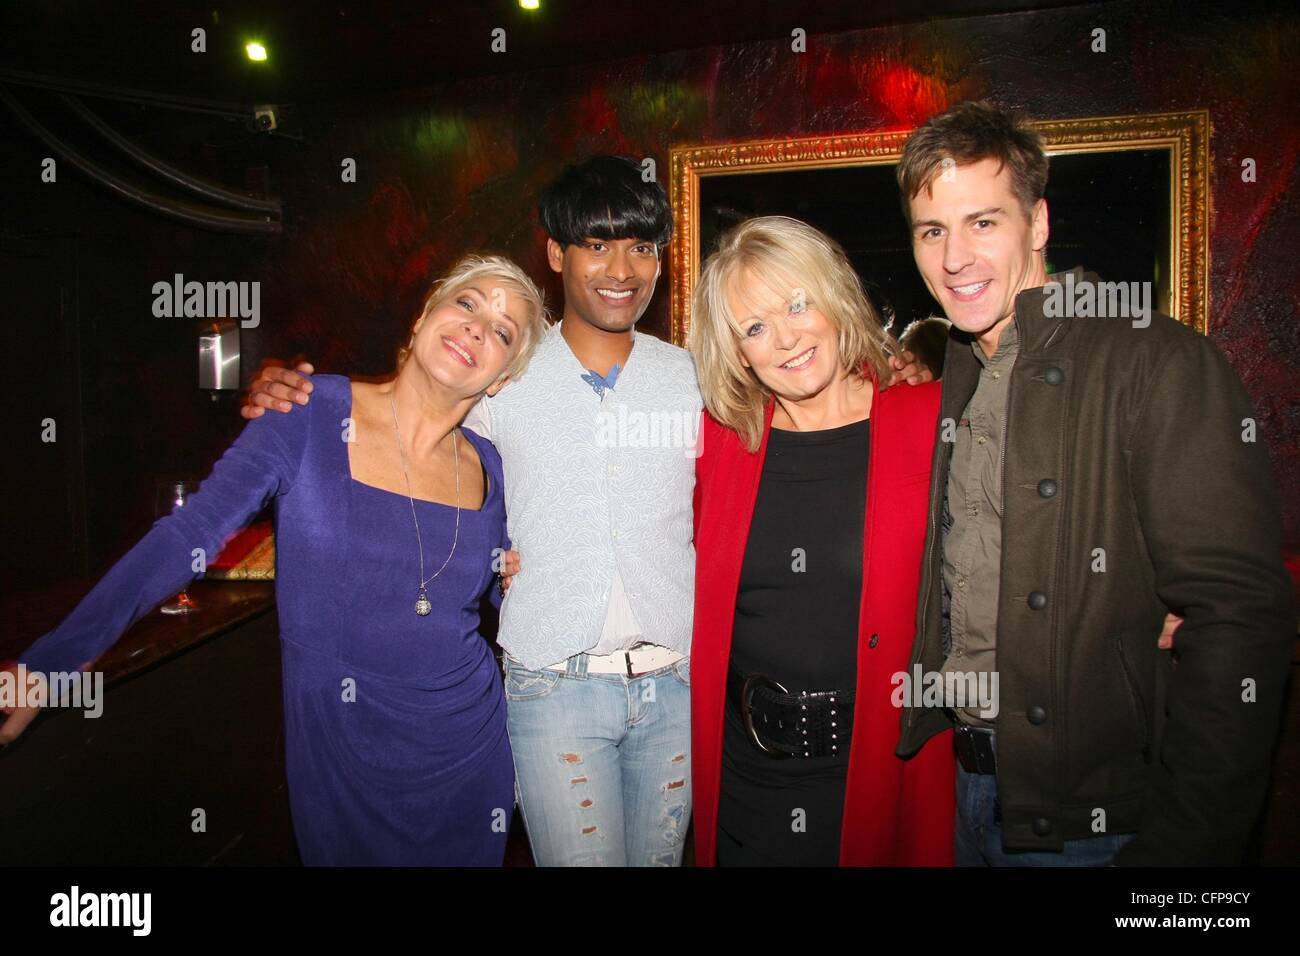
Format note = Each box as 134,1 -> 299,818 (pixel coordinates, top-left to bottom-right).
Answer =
894,101 -> 1295,865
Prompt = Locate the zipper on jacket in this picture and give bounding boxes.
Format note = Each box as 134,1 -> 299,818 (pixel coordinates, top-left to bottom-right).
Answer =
907,430 -> 950,729
998,384 -> 1008,507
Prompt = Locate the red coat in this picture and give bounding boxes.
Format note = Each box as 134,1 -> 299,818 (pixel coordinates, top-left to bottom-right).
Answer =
691,380 -> 955,866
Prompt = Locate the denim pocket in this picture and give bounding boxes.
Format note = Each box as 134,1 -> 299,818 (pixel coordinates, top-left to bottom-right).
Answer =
670,657 -> 690,687
503,660 -> 561,701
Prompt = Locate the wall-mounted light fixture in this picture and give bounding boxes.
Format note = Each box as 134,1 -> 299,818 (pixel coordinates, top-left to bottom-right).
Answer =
198,321 -> 240,399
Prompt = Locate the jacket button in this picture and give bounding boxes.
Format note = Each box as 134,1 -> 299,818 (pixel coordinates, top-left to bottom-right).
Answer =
1028,705 -> 1047,725
869,633 -> 879,648
1027,591 -> 1047,610
1033,817 -> 1053,836
1045,367 -> 1064,385
1037,479 -> 1058,498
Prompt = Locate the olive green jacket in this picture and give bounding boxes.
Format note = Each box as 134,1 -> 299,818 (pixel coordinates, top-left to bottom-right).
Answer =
897,269 -> 1295,864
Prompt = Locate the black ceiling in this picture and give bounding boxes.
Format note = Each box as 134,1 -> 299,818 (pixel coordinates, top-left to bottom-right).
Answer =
1,0 -> 1093,108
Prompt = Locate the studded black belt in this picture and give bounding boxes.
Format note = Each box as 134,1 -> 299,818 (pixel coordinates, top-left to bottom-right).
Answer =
726,664 -> 853,759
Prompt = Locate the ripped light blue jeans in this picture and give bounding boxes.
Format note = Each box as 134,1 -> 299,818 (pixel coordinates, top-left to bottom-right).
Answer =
503,652 -> 692,866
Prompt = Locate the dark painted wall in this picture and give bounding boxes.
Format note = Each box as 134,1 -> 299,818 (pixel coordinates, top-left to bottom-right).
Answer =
1,100 -> 285,582
3,0 -> 1296,580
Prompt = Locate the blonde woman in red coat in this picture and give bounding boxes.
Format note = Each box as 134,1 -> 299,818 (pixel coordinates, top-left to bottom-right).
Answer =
688,216 -> 954,866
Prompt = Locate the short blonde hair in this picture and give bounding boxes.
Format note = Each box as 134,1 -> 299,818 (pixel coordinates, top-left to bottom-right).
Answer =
688,216 -> 895,451
398,254 -> 549,381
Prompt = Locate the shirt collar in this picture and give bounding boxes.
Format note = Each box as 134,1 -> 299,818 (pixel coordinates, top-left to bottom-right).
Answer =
971,317 -> 1019,368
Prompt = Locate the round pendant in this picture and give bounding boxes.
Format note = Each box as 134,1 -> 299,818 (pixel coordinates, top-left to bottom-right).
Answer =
415,588 -> 432,616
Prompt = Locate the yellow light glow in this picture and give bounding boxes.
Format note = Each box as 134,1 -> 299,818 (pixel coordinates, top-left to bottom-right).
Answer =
245,42 -> 268,62
519,0 -> 540,10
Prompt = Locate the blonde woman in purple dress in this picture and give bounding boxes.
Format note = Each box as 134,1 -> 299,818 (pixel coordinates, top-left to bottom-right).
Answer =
2,255 -> 549,865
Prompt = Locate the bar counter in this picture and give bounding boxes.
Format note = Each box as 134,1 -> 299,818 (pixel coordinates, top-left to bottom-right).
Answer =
0,579 -> 298,865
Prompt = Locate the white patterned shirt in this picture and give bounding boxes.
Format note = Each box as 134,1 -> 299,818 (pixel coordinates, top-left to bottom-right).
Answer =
463,322 -> 700,670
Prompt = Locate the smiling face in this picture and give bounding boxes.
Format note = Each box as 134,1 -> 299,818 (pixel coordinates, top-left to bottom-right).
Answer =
727,267 -> 844,403
909,156 -> 1050,351
408,283 -> 526,397
548,236 -> 661,333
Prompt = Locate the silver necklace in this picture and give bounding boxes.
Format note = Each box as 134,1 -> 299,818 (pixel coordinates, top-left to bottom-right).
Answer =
389,390 -> 460,616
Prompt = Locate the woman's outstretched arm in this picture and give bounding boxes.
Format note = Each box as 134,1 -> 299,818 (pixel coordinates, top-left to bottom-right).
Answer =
11,396 -> 312,702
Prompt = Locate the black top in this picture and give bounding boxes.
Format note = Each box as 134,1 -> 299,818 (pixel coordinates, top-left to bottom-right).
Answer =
730,417 -> 870,694
716,417 -> 870,865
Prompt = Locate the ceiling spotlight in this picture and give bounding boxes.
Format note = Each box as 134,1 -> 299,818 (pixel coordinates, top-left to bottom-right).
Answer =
245,42 -> 268,62
519,0 -> 540,10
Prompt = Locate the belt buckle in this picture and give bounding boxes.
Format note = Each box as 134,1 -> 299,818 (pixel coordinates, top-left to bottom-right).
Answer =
742,673 -> 791,759
954,724 -> 996,774
624,642 -> 652,678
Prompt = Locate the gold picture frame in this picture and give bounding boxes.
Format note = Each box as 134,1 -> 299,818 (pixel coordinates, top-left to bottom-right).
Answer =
668,110 -> 1210,345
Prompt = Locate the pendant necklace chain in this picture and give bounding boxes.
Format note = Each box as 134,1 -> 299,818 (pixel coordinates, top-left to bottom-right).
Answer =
389,389 -> 460,616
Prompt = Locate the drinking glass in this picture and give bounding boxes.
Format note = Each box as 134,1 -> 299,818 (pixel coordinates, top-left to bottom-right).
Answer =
155,479 -> 200,614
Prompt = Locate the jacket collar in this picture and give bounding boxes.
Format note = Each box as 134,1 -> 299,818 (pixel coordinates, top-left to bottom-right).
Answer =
1009,265 -> 1099,354
940,268 -> 1094,415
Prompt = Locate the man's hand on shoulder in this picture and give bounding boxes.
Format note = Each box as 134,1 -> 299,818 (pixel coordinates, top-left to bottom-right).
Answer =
241,362 -> 316,419
885,350 -> 935,388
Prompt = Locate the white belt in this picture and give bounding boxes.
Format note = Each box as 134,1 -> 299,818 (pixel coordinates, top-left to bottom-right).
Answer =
543,643 -> 685,677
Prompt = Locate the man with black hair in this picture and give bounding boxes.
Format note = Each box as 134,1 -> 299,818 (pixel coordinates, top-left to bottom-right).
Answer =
478,155 -> 702,866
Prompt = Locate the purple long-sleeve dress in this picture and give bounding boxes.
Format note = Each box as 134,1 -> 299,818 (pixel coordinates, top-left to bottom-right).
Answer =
20,374 -> 514,865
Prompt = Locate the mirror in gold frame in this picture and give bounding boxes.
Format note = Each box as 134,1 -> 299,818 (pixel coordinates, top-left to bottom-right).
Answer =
668,111 -> 1209,346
